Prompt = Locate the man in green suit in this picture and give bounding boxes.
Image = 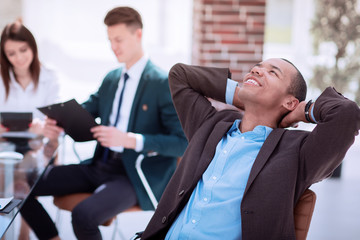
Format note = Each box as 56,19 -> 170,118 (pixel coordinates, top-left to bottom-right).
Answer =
20,7 -> 187,240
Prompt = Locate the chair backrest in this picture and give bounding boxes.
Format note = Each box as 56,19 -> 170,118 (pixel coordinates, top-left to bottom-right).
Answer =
294,189 -> 316,240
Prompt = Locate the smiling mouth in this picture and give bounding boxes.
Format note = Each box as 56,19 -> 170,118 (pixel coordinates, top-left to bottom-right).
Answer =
244,78 -> 261,87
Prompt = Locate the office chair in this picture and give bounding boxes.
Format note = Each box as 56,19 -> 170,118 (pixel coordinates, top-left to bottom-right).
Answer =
53,144 -> 158,240
294,188 -> 317,240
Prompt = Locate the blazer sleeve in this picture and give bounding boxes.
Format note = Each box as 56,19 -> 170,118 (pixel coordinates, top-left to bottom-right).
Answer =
168,63 -> 231,141
81,70 -> 119,120
82,92 -> 100,119
300,87 -> 360,183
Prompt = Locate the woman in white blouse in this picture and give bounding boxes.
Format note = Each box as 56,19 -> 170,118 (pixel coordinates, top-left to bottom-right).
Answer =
0,20 -> 60,135
0,20 -> 60,240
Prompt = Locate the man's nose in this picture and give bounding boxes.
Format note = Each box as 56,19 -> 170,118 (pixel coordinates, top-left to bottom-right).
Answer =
251,66 -> 263,76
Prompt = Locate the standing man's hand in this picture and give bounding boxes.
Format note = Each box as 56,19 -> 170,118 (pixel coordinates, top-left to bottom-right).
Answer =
28,118 -> 45,135
91,125 -> 136,149
43,118 -> 64,141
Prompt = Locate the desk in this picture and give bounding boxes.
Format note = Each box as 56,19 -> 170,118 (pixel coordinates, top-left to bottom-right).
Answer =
0,137 -> 58,239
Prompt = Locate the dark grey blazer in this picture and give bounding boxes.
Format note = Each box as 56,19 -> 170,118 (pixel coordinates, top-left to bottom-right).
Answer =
142,63 -> 360,239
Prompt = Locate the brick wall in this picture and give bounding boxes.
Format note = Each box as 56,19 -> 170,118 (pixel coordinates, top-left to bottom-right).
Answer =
192,0 -> 266,81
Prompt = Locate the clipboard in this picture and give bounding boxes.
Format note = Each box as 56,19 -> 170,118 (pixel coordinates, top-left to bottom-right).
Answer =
37,99 -> 98,142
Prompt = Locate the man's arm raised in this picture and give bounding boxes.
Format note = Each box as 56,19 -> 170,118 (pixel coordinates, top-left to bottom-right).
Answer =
169,63 -> 231,141
293,88 -> 359,183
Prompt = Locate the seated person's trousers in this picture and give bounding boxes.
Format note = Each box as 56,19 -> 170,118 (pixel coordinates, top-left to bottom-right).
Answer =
20,158 -> 137,240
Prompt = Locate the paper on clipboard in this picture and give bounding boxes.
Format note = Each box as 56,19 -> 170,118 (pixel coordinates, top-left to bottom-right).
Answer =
0,197 -> 13,210
37,99 -> 98,142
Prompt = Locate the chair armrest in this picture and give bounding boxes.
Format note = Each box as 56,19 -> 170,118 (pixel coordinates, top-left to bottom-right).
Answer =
135,153 -> 158,209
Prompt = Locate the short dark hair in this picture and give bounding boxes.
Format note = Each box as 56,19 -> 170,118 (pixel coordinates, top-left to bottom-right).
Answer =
0,20 -> 40,100
104,7 -> 143,30
281,58 -> 307,102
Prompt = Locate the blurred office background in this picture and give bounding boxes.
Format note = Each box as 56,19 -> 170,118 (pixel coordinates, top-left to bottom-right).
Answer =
0,0 -> 359,239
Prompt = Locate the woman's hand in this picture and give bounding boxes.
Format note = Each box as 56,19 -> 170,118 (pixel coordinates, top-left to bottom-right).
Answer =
0,124 -> 8,134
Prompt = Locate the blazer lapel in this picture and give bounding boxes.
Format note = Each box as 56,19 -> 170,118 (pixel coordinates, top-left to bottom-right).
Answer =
193,121 -> 234,182
244,128 -> 286,195
127,60 -> 152,131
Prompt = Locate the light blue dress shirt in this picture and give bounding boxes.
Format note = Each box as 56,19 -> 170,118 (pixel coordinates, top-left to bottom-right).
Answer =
165,78 -> 316,239
165,119 -> 273,240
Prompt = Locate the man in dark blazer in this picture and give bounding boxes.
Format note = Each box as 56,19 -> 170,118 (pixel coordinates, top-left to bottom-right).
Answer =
140,59 -> 360,239
20,7 -> 187,240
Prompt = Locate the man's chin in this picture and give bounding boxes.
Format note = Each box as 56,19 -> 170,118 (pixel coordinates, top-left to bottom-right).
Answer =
238,88 -> 259,99
116,58 -> 124,63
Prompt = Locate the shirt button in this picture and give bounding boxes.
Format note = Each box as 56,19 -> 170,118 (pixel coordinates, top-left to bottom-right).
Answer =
179,190 -> 185,196
191,219 -> 196,224
203,197 -> 208,202
223,150 -> 227,154
241,136 -> 245,140
162,216 -> 167,223
212,176 -> 217,180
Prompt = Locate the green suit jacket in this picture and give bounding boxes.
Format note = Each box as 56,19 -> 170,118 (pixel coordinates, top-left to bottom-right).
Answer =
82,60 -> 187,210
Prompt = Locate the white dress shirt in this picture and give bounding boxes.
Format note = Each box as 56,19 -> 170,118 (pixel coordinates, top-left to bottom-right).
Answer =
109,55 -> 148,153
0,65 -> 60,119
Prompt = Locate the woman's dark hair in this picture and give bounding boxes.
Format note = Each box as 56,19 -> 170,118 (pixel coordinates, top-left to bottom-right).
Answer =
104,7 -> 143,31
0,20 -> 40,100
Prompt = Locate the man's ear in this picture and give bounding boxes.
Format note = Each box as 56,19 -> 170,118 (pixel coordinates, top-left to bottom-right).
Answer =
282,95 -> 299,111
136,28 -> 142,39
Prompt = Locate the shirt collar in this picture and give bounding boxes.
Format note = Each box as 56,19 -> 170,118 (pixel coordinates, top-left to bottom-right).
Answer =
229,119 -> 273,141
123,55 -> 149,80
253,124 -> 273,140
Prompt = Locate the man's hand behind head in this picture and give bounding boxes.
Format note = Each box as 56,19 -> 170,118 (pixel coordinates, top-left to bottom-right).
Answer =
279,101 -> 307,128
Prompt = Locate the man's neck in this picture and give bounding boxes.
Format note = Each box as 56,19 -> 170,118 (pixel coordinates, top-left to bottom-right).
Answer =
125,50 -> 144,70
240,110 -> 279,132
